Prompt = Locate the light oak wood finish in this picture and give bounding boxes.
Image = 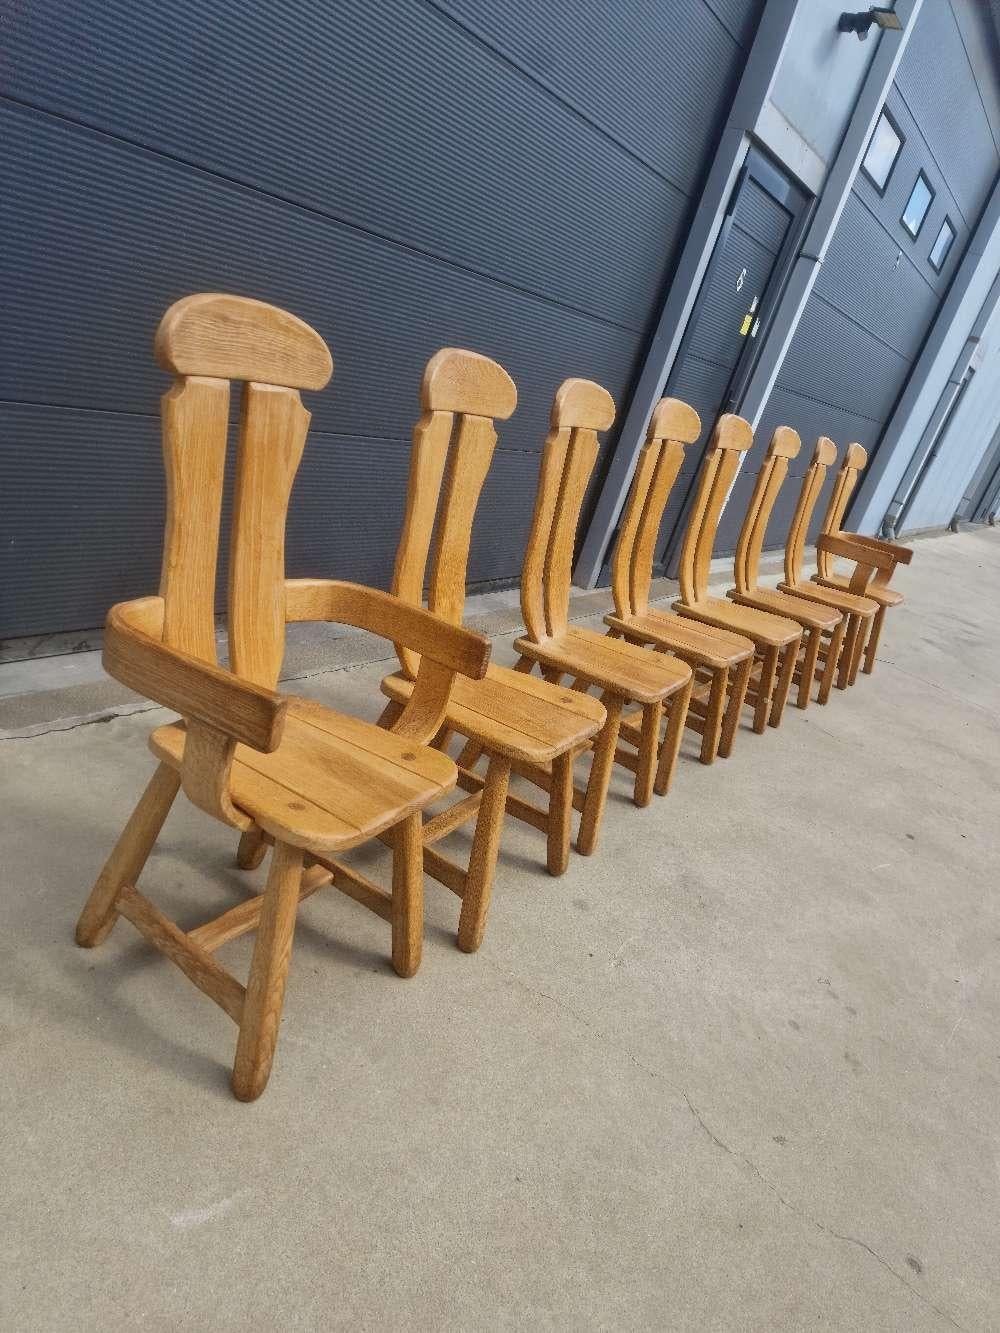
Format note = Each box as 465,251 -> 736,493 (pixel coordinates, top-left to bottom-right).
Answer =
76,295 -> 490,1101
671,415 -> 803,733
727,426 -> 849,707
515,380 -> 693,849
776,436 -> 879,687
605,398 -> 755,763
810,442 -> 913,673
379,350 -> 606,950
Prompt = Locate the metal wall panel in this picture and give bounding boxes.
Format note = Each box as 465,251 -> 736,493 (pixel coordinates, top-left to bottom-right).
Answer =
0,0 -> 758,637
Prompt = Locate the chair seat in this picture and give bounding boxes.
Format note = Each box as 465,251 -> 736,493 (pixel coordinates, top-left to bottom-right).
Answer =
149,698 -> 456,855
604,609 -> 754,669
727,587 -> 842,632
673,596 -> 802,648
381,661 -> 606,763
813,574 -> 903,607
514,625 -> 691,705
777,579 -> 878,617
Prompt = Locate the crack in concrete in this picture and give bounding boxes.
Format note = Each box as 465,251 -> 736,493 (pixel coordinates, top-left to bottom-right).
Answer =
485,956 -> 966,1333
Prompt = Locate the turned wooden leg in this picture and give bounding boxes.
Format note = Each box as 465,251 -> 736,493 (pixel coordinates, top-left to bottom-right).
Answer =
654,676 -> 692,797
752,647 -> 777,734
236,826 -> 270,870
817,620 -> 845,705
837,615 -> 859,689
577,694 -> 623,856
719,656 -> 752,758
863,604 -> 885,674
76,763 -> 181,948
769,640 -> 798,728
458,755 -> 511,953
231,840 -> 303,1102
546,751 -> 573,877
634,701 -> 662,807
701,666 -> 728,764
377,700 -> 404,728
456,737 -> 486,770
391,813 -> 424,977
796,628 -> 821,709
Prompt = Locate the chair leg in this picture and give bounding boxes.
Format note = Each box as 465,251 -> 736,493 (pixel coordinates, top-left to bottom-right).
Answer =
752,647 -> 777,734
719,656 -> 752,758
577,694 -> 623,856
634,701 -> 662,807
837,615 -> 859,689
236,826 -> 270,870
700,667 -> 727,764
391,813 -> 424,977
378,700 -> 404,728
817,620 -> 844,705
768,641 -> 798,728
456,737 -> 486,770
654,676 -> 692,797
546,751 -> 573,877
458,755 -> 511,953
795,629 -> 818,709
863,605 -> 886,674
231,840 -> 303,1102
848,615 -> 869,683
76,763 -> 181,948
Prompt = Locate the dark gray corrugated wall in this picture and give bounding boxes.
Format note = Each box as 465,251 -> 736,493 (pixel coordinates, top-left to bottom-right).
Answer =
0,0 -> 760,638
746,0 -> 1000,551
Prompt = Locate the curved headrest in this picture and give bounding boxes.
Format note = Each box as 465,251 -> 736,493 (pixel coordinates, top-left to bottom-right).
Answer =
813,436 -> 837,467
155,293 -> 333,390
551,378 -> 616,431
711,414 -> 754,452
767,426 -> 801,460
421,348 -> 517,419
844,442 -> 868,470
648,397 -> 701,445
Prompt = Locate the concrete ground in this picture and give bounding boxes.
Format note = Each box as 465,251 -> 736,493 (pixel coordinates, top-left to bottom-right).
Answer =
2,527 -> 999,1331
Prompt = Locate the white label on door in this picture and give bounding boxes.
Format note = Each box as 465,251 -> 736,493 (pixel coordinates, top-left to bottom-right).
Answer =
736,267 -> 747,292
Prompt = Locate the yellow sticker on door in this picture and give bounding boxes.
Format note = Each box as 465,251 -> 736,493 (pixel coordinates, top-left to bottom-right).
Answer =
739,313 -> 753,336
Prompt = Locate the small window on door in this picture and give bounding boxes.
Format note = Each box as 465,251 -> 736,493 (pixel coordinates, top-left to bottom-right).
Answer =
902,172 -> 934,238
929,217 -> 956,272
861,111 -> 903,193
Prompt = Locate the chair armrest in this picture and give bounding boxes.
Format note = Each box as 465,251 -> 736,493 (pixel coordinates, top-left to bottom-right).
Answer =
840,531 -> 913,565
103,598 -> 287,752
816,533 -> 897,572
285,579 -> 490,680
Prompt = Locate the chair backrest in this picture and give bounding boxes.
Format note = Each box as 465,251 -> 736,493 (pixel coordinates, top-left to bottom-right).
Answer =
156,293 -> 332,681
732,426 -> 801,595
520,379 -> 616,642
391,349 -> 517,679
816,441 -> 867,578
676,414 -> 754,606
783,436 -> 838,585
610,398 -> 701,618
154,293 -> 332,825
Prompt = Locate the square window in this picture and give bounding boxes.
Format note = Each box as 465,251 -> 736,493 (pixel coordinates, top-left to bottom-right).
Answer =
862,111 -> 903,193
929,217 -> 956,272
902,172 -> 934,238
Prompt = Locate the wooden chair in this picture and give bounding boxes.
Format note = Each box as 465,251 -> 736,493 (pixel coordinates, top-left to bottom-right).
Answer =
671,415 -> 803,732
377,349 -> 606,953
75,295 -> 491,1101
810,443 -> 913,673
604,398 -> 755,764
727,426 -> 847,707
776,436 -> 880,687
513,380 -> 694,850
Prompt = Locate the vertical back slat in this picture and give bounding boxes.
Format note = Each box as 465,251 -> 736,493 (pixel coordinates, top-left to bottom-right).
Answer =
785,463 -> 824,584
428,414 -> 498,625
391,409 -> 455,679
611,442 -> 659,618
159,376 -> 230,663
521,427 -> 572,642
228,382 -> 311,689
631,442 -> 685,617
817,451 -> 862,578
734,456 -> 788,594
678,450 -> 723,605
543,428 -> 599,638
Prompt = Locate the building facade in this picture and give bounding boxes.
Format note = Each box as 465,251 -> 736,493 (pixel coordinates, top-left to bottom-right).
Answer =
2,0 -> 998,640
